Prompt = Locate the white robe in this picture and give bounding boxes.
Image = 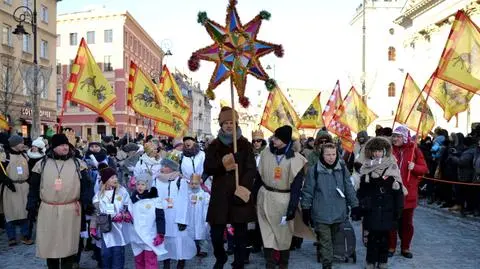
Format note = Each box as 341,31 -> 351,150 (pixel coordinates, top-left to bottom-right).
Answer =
154,176 -> 196,261
134,155 -> 162,180
130,197 -> 168,257
180,151 -> 205,180
186,189 -> 210,240
93,186 -> 132,248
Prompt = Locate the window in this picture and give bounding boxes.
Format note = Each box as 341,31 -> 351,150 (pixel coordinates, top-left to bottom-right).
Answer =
4,0 -> 12,5
56,88 -> 62,108
39,75 -> 47,99
104,29 -> 113,43
2,24 -> 12,46
40,40 -> 48,58
389,28 -> 395,35
40,5 -> 48,23
56,34 -> 61,47
2,64 -> 12,92
104,55 -> 112,71
22,34 -> 31,52
388,82 -> 396,97
388,46 -> 396,61
69,33 -> 77,46
56,60 -> 61,75
86,31 -> 95,44
23,0 -> 32,9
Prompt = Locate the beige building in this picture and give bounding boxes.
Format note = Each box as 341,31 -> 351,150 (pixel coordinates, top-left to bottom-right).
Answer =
57,8 -> 165,138
0,0 -> 58,136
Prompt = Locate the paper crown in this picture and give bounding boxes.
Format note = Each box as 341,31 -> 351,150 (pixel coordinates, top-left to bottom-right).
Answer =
63,130 -> 76,147
165,151 -> 181,164
252,130 -> 264,140
88,134 -> 101,143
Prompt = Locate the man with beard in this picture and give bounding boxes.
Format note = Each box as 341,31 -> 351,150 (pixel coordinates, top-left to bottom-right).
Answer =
204,106 -> 256,269
27,134 -> 93,268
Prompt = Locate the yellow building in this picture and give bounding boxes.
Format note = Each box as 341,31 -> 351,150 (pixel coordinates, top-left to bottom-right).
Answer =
0,0 -> 58,136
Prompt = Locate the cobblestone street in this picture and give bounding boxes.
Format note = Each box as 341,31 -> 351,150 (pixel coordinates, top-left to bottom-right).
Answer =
1,205 -> 479,269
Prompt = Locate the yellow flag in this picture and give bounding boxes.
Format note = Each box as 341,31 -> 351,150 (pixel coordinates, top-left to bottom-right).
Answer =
0,114 -> 8,130
100,107 -> 115,126
66,38 -> 116,114
157,65 -> 191,124
437,10 -> 480,94
297,92 -> 325,129
335,87 -> 377,134
128,61 -> 173,124
424,71 -> 474,122
395,74 -> 435,138
261,87 -> 300,138
155,116 -> 187,138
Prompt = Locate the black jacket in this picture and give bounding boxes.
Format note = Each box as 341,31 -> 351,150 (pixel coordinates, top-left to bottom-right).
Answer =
357,172 -> 404,231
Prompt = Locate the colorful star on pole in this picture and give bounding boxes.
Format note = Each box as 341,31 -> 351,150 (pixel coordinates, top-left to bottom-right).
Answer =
188,0 -> 283,107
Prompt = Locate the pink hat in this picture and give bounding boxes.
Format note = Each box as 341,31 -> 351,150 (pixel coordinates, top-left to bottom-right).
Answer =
393,125 -> 410,143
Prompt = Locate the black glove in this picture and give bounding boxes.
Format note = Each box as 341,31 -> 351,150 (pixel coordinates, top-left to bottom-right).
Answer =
84,204 -> 95,216
286,210 -> 295,221
302,209 -> 312,227
27,208 -> 37,222
350,207 -> 362,221
178,223 -> 187,231
4,177 -> 16,192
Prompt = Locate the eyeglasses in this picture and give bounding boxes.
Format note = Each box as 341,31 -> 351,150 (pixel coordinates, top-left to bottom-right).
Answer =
253,139 -> 263,143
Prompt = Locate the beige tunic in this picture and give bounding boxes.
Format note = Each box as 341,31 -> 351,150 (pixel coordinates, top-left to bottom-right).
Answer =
33,158 -> 84,259
3,154 -> 29,222
257,149 -> 307,250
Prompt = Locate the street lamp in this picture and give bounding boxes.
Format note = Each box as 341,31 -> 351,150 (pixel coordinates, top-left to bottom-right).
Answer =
12,0 -> 41,139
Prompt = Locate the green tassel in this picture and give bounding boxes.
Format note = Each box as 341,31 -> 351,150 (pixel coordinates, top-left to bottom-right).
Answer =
197,12 -> 208,24
259,11 -> 271,20
265,79 -> 276,91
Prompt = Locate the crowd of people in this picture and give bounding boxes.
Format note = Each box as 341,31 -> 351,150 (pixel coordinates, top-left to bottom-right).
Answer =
0,108 -> 479,269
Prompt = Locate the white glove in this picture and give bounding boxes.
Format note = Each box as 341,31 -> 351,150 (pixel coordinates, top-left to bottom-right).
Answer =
408,162 -> 415,171
89,154 -> 99,168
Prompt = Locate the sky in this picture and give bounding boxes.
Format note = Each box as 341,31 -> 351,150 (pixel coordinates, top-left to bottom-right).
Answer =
58,0 -> 362,115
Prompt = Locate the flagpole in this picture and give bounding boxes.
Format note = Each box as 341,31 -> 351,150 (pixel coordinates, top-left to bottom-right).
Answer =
392,74 -> 408,130
230,79 -> 239,186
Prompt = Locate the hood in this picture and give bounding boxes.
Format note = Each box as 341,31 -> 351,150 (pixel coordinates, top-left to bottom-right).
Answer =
364,136 -> 392,159
433,135 -> 446,145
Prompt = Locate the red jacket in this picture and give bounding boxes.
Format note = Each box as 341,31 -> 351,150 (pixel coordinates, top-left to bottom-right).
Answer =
392,142 -> 429,209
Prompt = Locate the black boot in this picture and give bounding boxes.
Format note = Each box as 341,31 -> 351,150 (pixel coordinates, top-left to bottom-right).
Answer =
279,250 -> 290,269
316,232 -> 321,263
177,260 -> 186,269
244,247 -> 251,264
264,248 -> 276,269
164,259 -> 171,269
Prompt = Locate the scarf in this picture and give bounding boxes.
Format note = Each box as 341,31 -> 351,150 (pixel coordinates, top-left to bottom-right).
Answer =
157,171 -> 180,182
359,156 -> 407,195
253,145 -> 266,156
183,144 -> 201,157
27,149 -> 44,160
139,153 -> 162,166
218,127 -> 243,146
319,155 -> 339,170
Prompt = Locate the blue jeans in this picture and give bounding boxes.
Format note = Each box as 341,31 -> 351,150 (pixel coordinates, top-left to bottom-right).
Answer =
5,219 -> 29,240
101,240 -> 125,269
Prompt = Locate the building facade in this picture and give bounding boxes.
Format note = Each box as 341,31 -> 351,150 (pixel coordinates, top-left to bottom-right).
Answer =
0,0 -> 58,136
348,0 -> 408,132
395,0 -> 480,133
56,8 -> 165,138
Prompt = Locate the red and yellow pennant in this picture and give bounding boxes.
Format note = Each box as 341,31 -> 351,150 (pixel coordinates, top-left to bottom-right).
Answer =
157,65 -> 191,124
297,92 -> 325,129
437,10 -> 480,94
261,86 -> 300,137
322,80 -> 342,128
424,71 -> 474,122
128,61 -> 173,124
395,74 -> 435,138
335,87 -> 377,134
66,38 -> 116,114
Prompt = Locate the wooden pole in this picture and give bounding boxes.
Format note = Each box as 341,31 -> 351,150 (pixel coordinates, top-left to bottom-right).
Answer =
230,79 -> 239,187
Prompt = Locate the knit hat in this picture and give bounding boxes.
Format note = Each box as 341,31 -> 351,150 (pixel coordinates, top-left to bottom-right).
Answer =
218,106 -> 239,126
274,125 -> 293,145
8,135 -> 23,148
393,125 -> 410,143
32,137 -> 46,150
122,143 -> 139,153
161,152 -> 181,171
135,172 -> 153,189
315,130 -> 333,144
51,134 -> 70,149
100,167 -> 116,184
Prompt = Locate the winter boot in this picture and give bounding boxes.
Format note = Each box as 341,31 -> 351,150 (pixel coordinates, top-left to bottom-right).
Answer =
163,259 -> 171,269
279,250 -> 290,269
177,260 -> 186,269
263,248 -> 276,269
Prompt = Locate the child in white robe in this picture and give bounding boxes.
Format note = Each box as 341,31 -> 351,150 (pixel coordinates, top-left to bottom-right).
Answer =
130,173 -> 167,269
186,174 -> 210,257
153,153 -> 196,269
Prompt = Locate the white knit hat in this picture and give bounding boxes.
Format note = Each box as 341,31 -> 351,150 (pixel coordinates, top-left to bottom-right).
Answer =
32,137 -> 46,150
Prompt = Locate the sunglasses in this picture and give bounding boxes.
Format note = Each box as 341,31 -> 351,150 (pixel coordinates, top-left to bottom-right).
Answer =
253,139 -> 263,143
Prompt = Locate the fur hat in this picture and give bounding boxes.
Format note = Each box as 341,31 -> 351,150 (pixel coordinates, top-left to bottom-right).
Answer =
51,134 -> 70,149
161,152 -> 181,171
274,125 -> 293,145
32,137 -> 46,150
8,135 -> 23,148
100,167 -> 116,184
252,129 -> 264,140
135,172 -> 153,190
218,106 -> 239,126
364,137 -> 392,159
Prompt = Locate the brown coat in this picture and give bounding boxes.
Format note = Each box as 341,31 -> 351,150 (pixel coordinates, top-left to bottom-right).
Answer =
204,136 -> 257,224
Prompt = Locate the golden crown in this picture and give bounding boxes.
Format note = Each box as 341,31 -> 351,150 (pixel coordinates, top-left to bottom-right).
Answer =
165,151 -> 181,163
252,129 -> 264,140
